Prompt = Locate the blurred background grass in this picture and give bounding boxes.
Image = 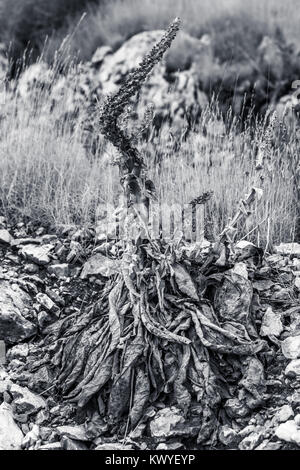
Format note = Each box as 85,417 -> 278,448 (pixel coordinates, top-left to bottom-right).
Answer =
1,0 -> 300,66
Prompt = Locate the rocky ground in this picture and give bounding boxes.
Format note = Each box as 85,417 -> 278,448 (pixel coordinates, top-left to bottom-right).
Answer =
0,214 -> 299,451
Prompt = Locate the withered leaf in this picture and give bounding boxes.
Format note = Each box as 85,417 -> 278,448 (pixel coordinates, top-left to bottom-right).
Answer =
130,368 -> 150,428
172,263 -> 199,301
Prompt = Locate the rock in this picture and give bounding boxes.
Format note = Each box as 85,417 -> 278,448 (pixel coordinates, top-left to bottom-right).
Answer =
129,423 -> 146,440
275,94 -> 300,126
255,440 -> 282,450
11,237 -> 40,248
0,280 -> 36,344
39,442 -> 62,450
95,443 -> 133,450
150,407 -> 185,439
293,258 -> 300,269
6,344 -> 29,362
287,392 -> 300,407
238,424 -> 256,439
39,426 -> 53,441
45,287 -> 64,307
0,365 -> 8,381
285,359 -> 300,378
0,375 -> 11,395
91,45 -> 112,67
47,264 -> 69,278
56,425 -> 89,441
258,36 -> 284,81
276,405 -> 294,423
9,358 -> 24,370
35,227 -> 45,236
61,436 -> 88,450
49,403 -> 74,419
80,253 -> 120,279
97,30 -> 165,95
275,420 -> 300,446
37,311 -> 53,329
20,244 -> 54,265
281,335 -> 300,359
0,216 -> 6,228
66,241 -> 84,263
224,398 -> 249,419
235,240 -> 256,250
96,30 -> 208,131
18,62 -> 54,100
274,243 -> 300,258
9,383 -> 47,415
29,366 -> 53,393
156,442 -> 183,450
260,307 -> 283,337
0,402 -> 23,450
218,425 -> 240,447
22,424 -> 40,449
41,234 -> 57,244
36,293 -> 59,315
294,415 -> 300,427
238,431 -> 264,450
24,263 -> 40,274
0,229 -> 12,245
35,409 -> 49,426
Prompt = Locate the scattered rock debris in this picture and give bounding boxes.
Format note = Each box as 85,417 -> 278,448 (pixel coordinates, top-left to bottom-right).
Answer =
0,216 -> 299,450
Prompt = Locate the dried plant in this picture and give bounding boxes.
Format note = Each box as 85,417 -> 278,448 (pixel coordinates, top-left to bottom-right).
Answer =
96,17 -> 181,206
36,19 -> 278,448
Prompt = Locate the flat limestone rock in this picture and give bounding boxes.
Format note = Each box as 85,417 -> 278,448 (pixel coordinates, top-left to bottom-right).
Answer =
10,383 -> 47,415
0,229 -> 12,245
281,335 -> 300,360
20,244 -> 54,265
276,405 -> 294,423
0,402 -> 23,450
61,436 -> 89,450
260,307 -> 283,337
275,420 -> 300,446
47,264 -> 69,278
0,280 -> 36,344
39,442 -> 62,450
95,443 -> 133,450
285,359 -> 300,378
80,253 -> 120,279
56,425 -> 88,441
150,407 -> 185,438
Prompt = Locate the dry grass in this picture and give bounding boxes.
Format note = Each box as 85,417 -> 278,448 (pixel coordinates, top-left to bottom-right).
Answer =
0,69 -> 298,246
150,118 -> 298,246
0,78 -> 117,226
0,0 -> 298,244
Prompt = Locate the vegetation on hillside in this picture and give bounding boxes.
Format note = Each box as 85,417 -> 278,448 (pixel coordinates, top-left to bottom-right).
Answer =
0,0 -> 298,245
1,0 -> 300,65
